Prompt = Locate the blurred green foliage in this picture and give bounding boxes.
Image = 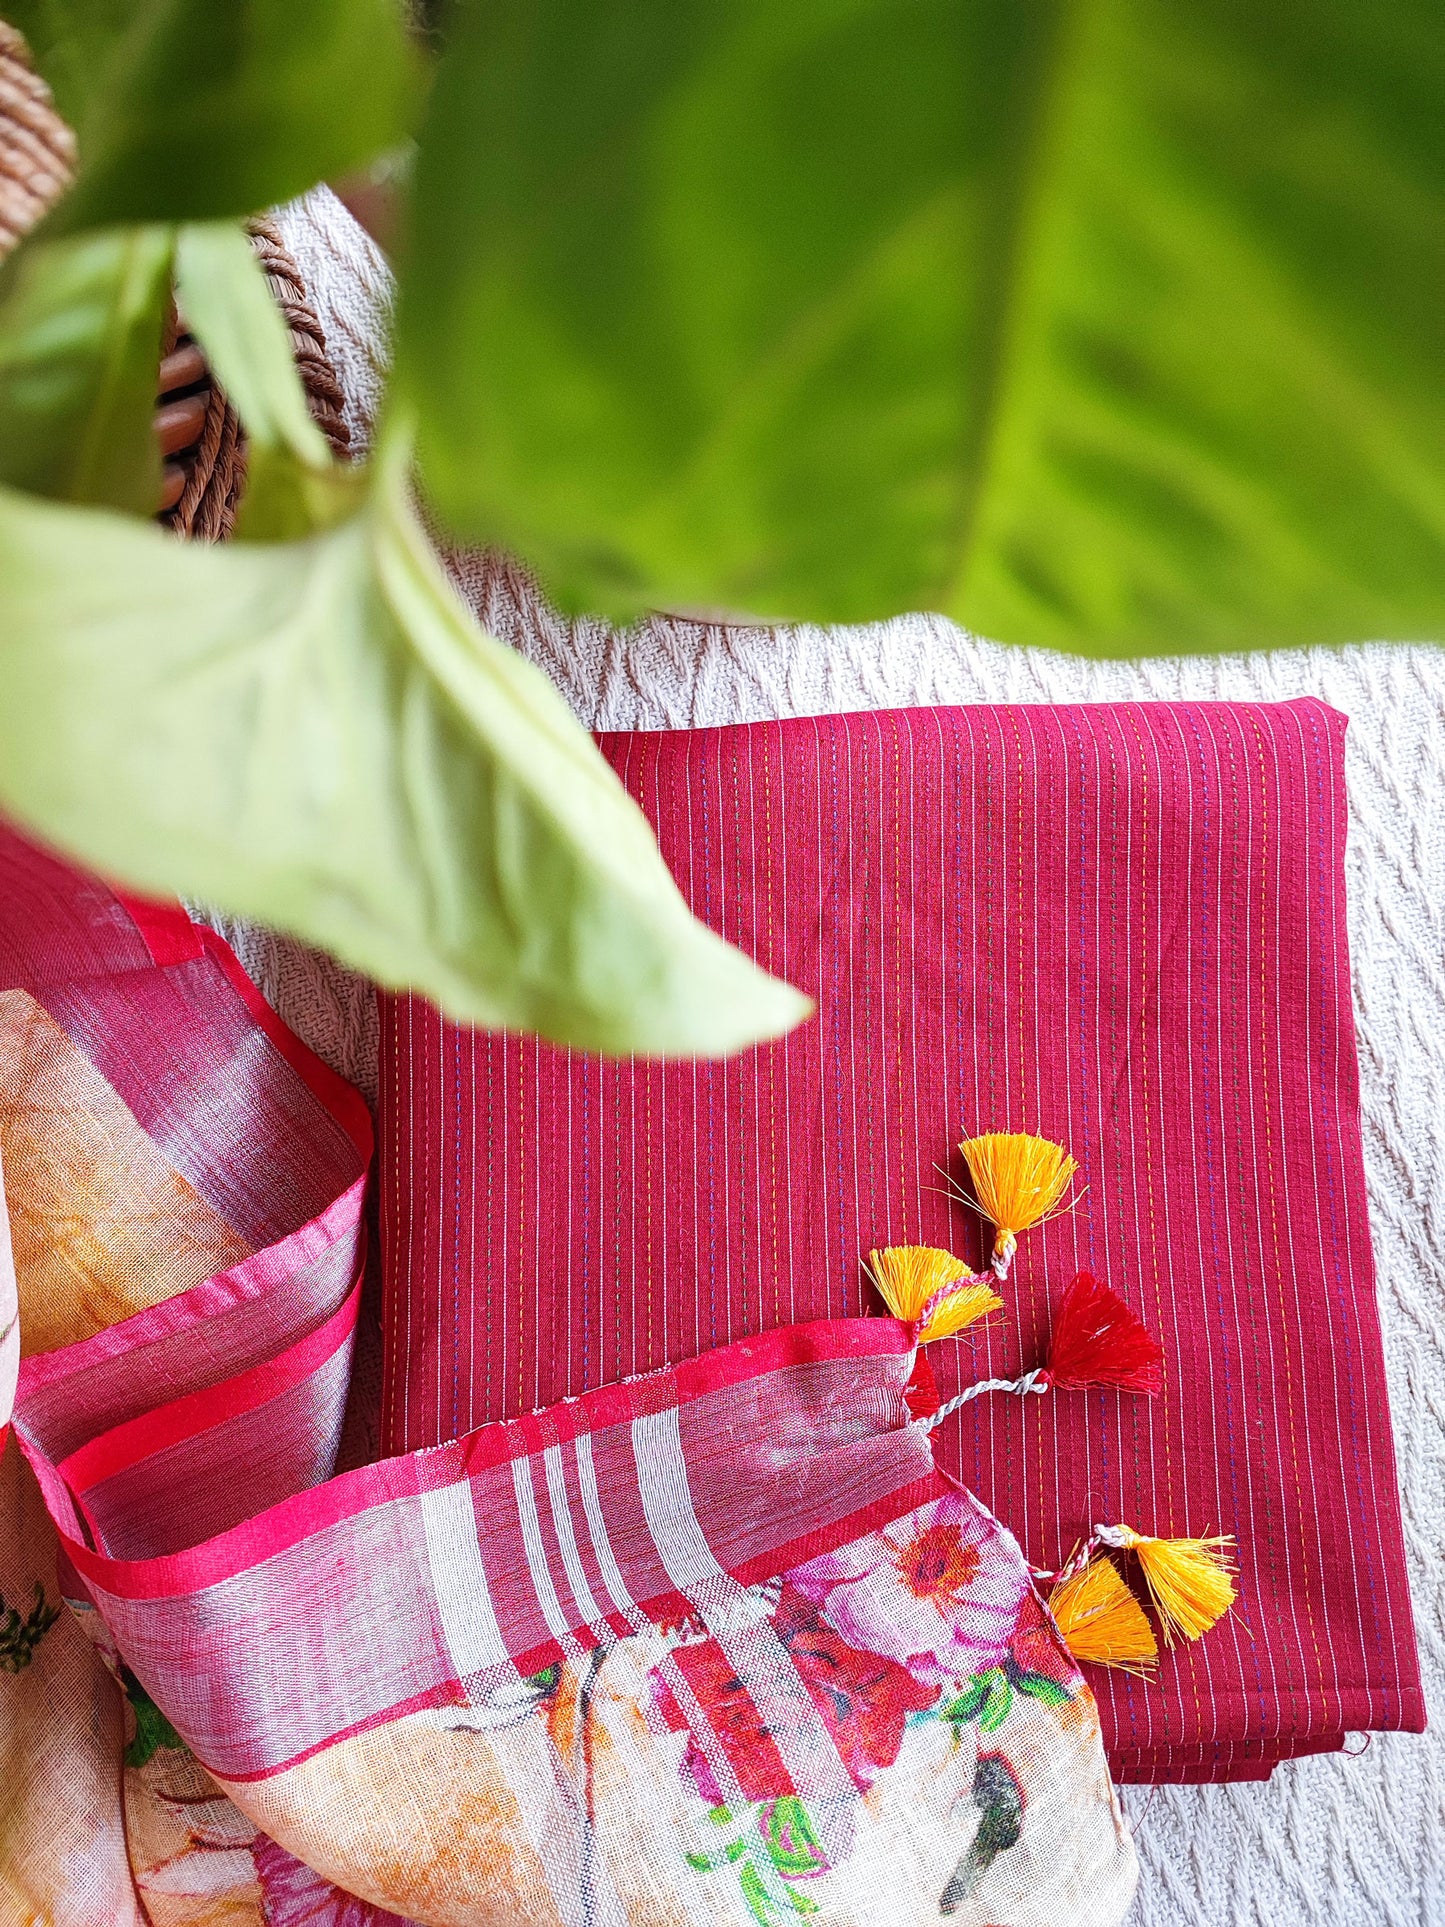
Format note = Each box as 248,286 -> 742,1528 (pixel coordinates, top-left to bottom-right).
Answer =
0,1 -> 1439,1051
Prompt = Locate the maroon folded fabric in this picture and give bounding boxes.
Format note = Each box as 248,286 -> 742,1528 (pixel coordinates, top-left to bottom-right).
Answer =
378,700 -> 1424,1781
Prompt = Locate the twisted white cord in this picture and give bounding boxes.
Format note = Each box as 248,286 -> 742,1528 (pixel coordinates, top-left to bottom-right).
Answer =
921,1366 -> 1047,1432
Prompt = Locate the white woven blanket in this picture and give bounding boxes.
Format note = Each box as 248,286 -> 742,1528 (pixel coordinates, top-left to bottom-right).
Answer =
228,189 -> 1440,1927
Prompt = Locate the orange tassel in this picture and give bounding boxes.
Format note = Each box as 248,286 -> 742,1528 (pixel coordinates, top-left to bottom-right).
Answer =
866,1245 -> 1002,1343
1096,1523 -> 1238,1645
958,1133 -> 1078,1275
1048,1555 -> 1158,1677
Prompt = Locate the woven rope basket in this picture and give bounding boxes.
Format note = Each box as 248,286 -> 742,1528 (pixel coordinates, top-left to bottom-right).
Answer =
0,22 -> 73,255
0,26 -> 350,539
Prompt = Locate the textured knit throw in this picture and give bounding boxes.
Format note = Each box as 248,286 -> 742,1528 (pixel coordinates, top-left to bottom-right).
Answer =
377,700 -> 1424,1785
0,824 -> 1135,1923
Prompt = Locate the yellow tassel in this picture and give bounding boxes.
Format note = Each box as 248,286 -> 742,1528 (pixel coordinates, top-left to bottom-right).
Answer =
866,1246 -> 1003,1343
1098,1524 -> 1238,1646
1048,1555 -> 1159,1677
958,1132 -> 1079,1273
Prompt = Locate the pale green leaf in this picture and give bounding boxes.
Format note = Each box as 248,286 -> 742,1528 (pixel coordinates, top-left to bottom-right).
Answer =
0,224 -> 171,512
8,0 -> 423,234
173,220 -> 362,539
0,439 -> 812,1056
400,0 -> 1445,652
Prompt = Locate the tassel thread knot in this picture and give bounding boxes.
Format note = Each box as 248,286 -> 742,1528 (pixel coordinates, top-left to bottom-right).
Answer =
958,1133 -> 1079,1277
1095,1523 -> 1238,1646
866,1246 -> 1003,1343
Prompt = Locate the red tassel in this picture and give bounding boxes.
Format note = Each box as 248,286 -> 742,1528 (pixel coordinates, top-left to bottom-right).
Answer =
1041,1272 -> 1164,1394
903,1350 -> 941,1420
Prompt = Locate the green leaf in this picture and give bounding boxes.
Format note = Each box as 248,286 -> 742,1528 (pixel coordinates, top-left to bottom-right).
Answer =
759,1797 -> 826,1879
0,437 -> 811,1056
977,1676 -> 1014,1732
940,1675 -> 994,1726
174,223 -> 328,467
401,0 -> 1445,652
1008,1666 -> 1073,1708
0,1581 -> 62,1674
9,0 -> 424,234
941,1666 -> 1014,1731
173,220 -> 362,539
0,225 -> 171,512
737,1860 -> 779,1927
684,1807 -> 750,1870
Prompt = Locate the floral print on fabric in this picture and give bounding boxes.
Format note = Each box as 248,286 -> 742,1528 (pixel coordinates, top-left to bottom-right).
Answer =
114,1664 -> 406,1927
204,1483 -> 1133,1927
683,1796 -> 829,1926
657,1582 -> 939,1802
0,1577 -> 59,1672
787,1491 -> 1031,1688
632,1487 -> 1133,1927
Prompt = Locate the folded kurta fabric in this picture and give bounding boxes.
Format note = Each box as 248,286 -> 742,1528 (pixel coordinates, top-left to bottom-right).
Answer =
0,824 -> 1136,1924
378,700 -> 1424,1784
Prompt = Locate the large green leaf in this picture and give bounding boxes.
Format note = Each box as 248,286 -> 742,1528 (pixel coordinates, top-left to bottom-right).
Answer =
400,0 -> 1445,652
0,224 -> 171,511
8,0 -> 423,233
0,437 -> 811,1055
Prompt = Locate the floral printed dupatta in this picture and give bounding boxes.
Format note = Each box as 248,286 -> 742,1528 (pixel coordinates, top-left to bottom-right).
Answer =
0,822 -> 1135,1926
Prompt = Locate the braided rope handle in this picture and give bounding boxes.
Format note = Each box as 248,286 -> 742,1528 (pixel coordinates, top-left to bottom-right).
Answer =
0,23 -> 74,257
920,1366 -> 1048,1433
160,219 -> 352,541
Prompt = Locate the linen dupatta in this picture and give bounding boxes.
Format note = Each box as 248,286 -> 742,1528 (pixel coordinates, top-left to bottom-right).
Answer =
0,821 -> 1136,1925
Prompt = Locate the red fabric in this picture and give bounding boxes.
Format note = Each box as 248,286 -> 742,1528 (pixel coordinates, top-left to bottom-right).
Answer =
378,701 -> 1424,1782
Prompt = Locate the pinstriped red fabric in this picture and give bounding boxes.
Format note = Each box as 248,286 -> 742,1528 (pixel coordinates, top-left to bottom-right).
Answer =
378,700 -> 1424,1782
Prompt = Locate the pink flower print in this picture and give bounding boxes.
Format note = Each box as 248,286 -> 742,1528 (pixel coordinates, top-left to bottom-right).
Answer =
651,1588 -> 939,1803
252,1835 -> 411,1926
787,1492 -> 1030,1687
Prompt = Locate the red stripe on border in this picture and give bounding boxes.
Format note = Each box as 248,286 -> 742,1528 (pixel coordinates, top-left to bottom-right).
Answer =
43,1320 -> 920,1603
112,888 -> 206,968
62,1280 -> 363,1493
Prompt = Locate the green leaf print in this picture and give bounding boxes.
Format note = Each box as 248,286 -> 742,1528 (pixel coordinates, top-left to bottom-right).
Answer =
686,1798 -> 826,1921
1009,1666 -> 1074,1708
121,1666 -> 185,1770
760,1796 -> 827,1879
738,1859 -> 820,1926
940,1676 -> 992,1726
0,1580 -> 60,1673
942,1665 -> 1015,1732
978,1675 -> 1014,1732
